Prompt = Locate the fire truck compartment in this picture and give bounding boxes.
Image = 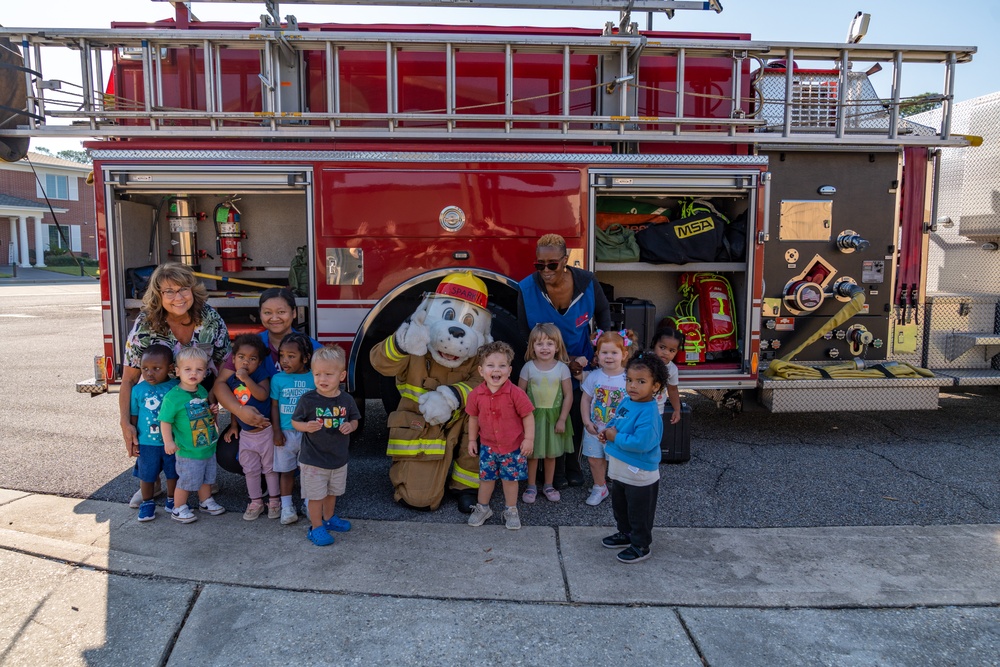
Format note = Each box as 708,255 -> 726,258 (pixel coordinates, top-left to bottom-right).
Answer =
102,166 -> 313,363
591,166 -> 765,390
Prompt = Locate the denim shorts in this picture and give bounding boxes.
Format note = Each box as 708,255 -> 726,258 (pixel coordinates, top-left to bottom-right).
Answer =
580,432 -> 606,459
135,445 -> 178,483
175,455 -> 218,492
479,446 -> 527,482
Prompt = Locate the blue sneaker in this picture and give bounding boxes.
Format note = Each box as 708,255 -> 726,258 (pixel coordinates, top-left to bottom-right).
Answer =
323,515 -> 352,532
137,500 -> 156,522
164,497 -> 175,513
308,526 -> 335,547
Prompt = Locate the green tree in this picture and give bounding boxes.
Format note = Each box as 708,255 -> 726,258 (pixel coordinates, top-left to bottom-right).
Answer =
899,92 -> 942,117
56,149 -> 91,164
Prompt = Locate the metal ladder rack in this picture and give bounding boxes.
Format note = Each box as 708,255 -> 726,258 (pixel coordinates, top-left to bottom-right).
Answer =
0,23 -> 976,146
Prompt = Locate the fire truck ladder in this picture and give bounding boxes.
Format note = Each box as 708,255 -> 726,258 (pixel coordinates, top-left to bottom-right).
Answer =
0,1 -> 976,147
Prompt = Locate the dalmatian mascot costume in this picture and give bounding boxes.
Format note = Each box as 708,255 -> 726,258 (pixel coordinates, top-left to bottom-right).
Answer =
370,273 -> 492,512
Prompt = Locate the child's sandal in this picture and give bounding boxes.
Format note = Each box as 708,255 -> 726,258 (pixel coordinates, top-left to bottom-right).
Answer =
522,485 -> 538,504
542,485 -> 561,502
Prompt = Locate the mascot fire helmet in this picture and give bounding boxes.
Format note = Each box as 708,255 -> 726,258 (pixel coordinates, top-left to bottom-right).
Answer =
434,272 -> 489,309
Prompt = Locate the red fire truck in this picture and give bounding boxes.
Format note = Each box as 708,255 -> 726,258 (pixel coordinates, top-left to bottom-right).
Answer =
1,1 -> 989,413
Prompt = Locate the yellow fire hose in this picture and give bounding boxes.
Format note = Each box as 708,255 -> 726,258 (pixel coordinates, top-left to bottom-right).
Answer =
764,292 -> 935,380
192,271 -> 278,290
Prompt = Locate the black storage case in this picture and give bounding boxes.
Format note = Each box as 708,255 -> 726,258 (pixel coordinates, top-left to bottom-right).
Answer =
660,402 -> 692,463
609,297 -> 656,348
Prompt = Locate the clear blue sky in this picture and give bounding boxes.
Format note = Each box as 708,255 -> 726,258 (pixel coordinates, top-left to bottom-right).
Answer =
5,0 -> 996,151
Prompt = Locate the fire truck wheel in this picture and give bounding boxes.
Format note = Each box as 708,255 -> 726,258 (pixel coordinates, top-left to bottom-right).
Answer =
488,304 -> 525,373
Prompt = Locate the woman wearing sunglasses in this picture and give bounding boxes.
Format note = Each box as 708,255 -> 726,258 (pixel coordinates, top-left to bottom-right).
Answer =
517,234 -> 612,488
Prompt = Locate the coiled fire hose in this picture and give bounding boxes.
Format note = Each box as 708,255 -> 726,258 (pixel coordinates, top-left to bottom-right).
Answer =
764,292 -> 935,380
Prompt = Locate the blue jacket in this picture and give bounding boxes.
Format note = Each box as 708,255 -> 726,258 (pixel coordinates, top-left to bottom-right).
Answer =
517,266 -> 611,361
604,398 -> 662,471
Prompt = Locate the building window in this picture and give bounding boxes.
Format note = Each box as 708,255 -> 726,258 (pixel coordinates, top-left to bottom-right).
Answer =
48,225 -> 68,251
45,173 -> 69,200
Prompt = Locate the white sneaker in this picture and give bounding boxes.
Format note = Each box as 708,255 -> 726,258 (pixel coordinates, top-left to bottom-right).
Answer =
502,507 -> 521,530
585,485 -> 609,506
467,504 -> 493,527
171,504 -> 198,523
280,506 -> 299,525
198,497 -> 226,515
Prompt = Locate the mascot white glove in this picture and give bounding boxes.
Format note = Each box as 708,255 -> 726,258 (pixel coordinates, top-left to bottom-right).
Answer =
418,386 -> 460,426
393,302 -> 431,357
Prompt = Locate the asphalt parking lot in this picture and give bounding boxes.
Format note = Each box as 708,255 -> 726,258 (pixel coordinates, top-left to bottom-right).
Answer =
2,282 -> 999,529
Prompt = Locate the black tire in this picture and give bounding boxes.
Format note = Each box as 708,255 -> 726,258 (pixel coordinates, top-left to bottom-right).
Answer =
489,303 -> 525,378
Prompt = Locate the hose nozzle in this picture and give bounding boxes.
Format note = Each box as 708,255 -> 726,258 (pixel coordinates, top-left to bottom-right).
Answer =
833,281 -> 864,298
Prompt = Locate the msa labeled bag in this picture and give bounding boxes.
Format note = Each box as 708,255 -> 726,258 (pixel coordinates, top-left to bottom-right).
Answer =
635,198 -> 726,264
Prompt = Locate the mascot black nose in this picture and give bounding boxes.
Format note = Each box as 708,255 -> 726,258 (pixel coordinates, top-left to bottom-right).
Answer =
449,326 -> 466,338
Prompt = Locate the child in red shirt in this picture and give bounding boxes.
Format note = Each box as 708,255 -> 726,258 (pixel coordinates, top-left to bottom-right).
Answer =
465,341 -> 535,530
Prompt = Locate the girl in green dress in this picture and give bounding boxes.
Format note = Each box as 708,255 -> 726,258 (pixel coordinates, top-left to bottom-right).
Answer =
518,323 -> 575,503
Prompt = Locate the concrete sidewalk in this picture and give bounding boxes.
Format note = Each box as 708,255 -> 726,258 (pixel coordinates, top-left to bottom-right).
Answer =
2,489 -> 1000,666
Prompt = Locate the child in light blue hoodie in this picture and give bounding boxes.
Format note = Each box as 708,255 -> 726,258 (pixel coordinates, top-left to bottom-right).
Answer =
598,351 -> 668,564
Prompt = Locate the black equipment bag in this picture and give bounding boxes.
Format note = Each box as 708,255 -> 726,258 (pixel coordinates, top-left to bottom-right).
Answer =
635,211 -> 726,264
609,297 -> 656,349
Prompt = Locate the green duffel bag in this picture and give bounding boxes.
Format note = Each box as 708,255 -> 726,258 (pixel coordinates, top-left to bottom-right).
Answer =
595,223 -> 640,262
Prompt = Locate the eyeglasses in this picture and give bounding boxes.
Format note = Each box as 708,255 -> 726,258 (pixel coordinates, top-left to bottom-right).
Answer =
533,259 -> 565,272
161,287 -> 192,299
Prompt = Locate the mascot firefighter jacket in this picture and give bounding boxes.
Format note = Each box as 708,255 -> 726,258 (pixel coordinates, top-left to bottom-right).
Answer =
371,334 -> 483,510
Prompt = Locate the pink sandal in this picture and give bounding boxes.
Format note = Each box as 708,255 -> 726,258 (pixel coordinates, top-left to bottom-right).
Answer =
542,485 -> 561,502
522,485 -> 538,504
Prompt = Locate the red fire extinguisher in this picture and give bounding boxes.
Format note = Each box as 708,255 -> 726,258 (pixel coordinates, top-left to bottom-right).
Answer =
215,199 -> 243,273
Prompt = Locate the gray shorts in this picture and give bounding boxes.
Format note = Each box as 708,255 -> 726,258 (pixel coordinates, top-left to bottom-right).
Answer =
273,429 -> 302,473
175,455 -> 218,492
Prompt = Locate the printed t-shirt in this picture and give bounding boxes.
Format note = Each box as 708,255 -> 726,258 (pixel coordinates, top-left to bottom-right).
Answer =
225,365 -> 271,429
159,385 -> 219,460
130,378 -> 179,446
270,371 -> 316,430
581,368 -> 627,427
291,390 -> 361,470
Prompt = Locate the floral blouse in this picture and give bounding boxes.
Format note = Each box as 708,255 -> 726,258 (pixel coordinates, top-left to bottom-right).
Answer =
123,305 -> 231,373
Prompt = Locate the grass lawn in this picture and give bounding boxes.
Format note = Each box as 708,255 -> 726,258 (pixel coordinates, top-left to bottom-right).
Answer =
38,265 -> 100,278
0,273 -> 10,279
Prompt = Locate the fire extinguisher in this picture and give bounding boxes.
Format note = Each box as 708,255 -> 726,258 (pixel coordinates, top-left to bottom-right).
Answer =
215,198 -> 243,273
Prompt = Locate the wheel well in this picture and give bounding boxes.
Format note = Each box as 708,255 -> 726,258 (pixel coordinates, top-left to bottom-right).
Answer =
350,271 -> 521,401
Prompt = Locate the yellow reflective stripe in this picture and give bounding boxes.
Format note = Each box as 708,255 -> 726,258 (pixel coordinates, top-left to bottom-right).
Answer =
384,336 -> 406,362
386,439 -> 447,456
397,383 -> 427,403
451,382 -> 472,403
450,463 -> 480,488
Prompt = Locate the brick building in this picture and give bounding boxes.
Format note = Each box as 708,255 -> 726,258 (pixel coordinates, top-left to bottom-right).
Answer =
0,152 -> 94,267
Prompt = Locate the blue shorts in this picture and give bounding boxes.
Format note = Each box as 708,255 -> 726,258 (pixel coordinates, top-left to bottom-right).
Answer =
479,446 -> 527,482
135,445 -> 178,483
